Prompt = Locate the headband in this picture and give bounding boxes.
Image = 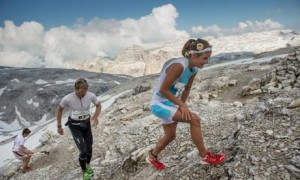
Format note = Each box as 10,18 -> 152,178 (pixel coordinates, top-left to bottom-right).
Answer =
188,47 -> 212,54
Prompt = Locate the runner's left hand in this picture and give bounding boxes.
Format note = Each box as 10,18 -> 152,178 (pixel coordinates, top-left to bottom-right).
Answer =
91,117 -> 99,127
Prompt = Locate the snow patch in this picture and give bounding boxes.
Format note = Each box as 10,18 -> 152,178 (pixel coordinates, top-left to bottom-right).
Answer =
27,99 -> 40,107
37,114 -> 48,124
0,119 -> 22,132
51,95 -> 58,103
10,79 -> 20,83
15,106 -> 31,127
36,79 -> 48,84
0,87 -> 6,97
98,79 -> 107,83
204,54 -> 287,70
99,90 -> 132,111
114,81 -> 120,85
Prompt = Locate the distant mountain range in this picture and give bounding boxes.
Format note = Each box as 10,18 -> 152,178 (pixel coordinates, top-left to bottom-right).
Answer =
0,67 -> 130,132
65,30 -> 300,76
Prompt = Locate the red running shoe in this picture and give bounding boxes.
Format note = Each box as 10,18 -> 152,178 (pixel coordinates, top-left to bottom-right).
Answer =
200,152 -> 225,165
146,155 -> 166,170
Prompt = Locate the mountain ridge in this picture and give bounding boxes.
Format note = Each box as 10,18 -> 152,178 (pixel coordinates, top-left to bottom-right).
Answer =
66,30 -> 300,76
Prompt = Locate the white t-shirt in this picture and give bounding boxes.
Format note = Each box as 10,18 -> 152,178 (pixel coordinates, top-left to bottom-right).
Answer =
60,92 -> 99,120
12,134 -> 25,153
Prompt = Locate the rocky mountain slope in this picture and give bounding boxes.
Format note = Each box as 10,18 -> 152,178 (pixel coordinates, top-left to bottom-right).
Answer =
1,47 -> 299,180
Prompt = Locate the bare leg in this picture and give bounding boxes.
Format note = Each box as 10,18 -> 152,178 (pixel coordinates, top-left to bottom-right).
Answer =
150,122 -> 178,158
22,156 -> 31,172
151,110 -> 207,158
172,111 -> 207,157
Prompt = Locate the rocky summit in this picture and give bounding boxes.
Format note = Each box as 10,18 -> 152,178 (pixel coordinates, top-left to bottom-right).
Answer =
1,47 -> 300,180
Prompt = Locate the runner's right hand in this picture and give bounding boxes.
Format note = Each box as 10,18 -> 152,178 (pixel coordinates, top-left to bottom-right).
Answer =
179,103 -> 192,121
58,127 -> 64,135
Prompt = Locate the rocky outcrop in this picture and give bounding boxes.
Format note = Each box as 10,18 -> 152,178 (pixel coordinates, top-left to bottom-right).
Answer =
241,49 -> 300,96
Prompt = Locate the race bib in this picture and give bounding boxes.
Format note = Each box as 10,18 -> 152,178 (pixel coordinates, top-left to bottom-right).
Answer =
71,110 -> 90,120
174,82 -> 185,97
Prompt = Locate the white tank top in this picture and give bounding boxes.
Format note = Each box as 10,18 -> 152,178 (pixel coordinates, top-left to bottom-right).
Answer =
150,57 -> 198,105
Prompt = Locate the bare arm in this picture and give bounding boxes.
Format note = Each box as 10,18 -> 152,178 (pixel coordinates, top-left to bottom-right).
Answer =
181,73 -> 197,103
159,63 -> 185,106
91,102 -> 101,126
20,145 -> 33,155
56,105 -> 64,135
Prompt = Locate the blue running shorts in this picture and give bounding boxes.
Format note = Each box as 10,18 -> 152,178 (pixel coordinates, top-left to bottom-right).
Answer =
151,101 -> 179,124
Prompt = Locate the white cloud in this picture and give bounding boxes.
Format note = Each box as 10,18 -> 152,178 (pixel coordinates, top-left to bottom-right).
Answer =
0,3 -> 285,69
235,19 -> 283,33
0,21 -> 45,55
255,19 -> 283,29
0,4 -> 189,68
239,22 -> 248,29
191,26 -> 204,33
192,24 -> 223,36
192,19 -> 284,36
0,50 -> 41,67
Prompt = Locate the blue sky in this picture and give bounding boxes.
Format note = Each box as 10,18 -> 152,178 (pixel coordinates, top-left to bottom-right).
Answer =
0,0 -> 299,68
1,0 -> 299,32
